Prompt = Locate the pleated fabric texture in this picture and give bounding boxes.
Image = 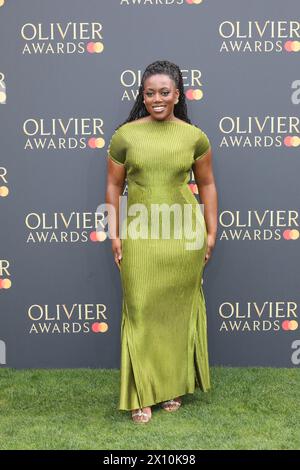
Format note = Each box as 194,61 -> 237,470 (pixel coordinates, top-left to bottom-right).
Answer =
107,120 -> 212,411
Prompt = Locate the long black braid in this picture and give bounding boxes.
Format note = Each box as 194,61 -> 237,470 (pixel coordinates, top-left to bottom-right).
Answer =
116,60 -> 197,130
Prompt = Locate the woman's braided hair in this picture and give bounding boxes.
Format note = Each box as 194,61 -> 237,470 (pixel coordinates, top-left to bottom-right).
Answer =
116,60 -> 196,130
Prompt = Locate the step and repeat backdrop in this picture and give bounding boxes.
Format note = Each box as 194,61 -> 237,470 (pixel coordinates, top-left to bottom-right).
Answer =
0,0 -> 300,368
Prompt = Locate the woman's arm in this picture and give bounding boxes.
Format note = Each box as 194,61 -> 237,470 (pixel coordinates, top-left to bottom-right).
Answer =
105,158 -> 126,267
192,148 -> 218,264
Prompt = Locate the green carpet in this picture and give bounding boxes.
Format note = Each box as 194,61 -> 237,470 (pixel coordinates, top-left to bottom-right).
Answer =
0,367 -> 299,450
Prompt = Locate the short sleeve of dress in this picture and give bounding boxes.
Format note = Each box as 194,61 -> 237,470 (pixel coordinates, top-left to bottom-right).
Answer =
107,127 -> 127,165
193,129 -> 211,162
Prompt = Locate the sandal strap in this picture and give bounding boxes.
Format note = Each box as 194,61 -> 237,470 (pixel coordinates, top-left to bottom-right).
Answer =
132,410 -> 149,418
162,399 -> 181,406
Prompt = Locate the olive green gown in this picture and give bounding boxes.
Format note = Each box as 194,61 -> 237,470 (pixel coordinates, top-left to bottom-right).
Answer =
107,120 -> 211,411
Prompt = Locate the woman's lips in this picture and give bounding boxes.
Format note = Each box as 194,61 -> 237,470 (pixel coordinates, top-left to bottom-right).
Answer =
153,106 -> 166,113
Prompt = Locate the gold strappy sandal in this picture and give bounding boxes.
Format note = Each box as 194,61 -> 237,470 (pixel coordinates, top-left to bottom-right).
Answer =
131,408 -> 152,424
161,398 -> 182,412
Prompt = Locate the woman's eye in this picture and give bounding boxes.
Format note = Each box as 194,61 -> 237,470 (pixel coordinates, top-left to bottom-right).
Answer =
145,91 -> 170,97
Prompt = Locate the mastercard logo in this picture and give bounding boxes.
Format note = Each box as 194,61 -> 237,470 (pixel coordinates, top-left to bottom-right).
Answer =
282,320 -> 298,331
90,230 -> 107,242
284,136 -> 300,147
185,89 -> 203,100
0,278 -> 11,289
284,41 -> 300,52
91,322 -> 108,333
88,137 -> 105,149
86,42 -> 104,54
282,229 -> 299,240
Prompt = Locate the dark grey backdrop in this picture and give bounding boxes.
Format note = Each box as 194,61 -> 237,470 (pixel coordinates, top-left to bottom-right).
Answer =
0,0 -> 299,368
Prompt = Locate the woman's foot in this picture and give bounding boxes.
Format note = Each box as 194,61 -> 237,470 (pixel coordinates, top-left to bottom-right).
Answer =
161,397 -> 182,412
131,406 -> 152,424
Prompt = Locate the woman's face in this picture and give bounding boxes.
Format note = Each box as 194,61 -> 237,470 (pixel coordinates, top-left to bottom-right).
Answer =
143,74 -> 179,121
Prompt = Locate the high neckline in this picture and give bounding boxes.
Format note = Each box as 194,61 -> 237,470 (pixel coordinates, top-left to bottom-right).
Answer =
125,120 -> 189,126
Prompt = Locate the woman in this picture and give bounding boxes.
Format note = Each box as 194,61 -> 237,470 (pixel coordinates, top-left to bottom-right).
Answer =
105,60 -> 218,424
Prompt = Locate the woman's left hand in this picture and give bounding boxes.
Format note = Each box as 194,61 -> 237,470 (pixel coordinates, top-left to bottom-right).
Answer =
204,233 -> 216,264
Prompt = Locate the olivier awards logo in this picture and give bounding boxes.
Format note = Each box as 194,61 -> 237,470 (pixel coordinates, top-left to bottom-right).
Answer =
121,68 -> 205,102
219,20 -> 300,53
219,209 -> 299,242
219,80 -> 300,150
23,118 -> 106,151
25,211 -> 107,244
218,301 -> 298,333
27,303 -> 109,335
218,115 -> 300,149
21,22 -> 104,55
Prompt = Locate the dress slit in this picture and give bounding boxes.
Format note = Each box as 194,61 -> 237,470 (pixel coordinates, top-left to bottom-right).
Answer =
194,286 -> 211,392
119,299 -> 144,410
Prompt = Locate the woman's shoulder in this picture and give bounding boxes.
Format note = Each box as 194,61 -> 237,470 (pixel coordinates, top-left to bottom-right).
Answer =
179,122 -> 208,140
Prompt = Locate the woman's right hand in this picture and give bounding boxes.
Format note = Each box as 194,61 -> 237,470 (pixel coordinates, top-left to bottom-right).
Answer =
112,237 -> 122,269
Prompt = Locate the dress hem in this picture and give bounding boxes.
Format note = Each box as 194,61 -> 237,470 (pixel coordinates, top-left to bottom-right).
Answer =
118,382 -> 212,411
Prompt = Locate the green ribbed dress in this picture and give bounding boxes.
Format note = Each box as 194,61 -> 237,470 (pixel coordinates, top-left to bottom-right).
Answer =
107,119 -> 211,411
